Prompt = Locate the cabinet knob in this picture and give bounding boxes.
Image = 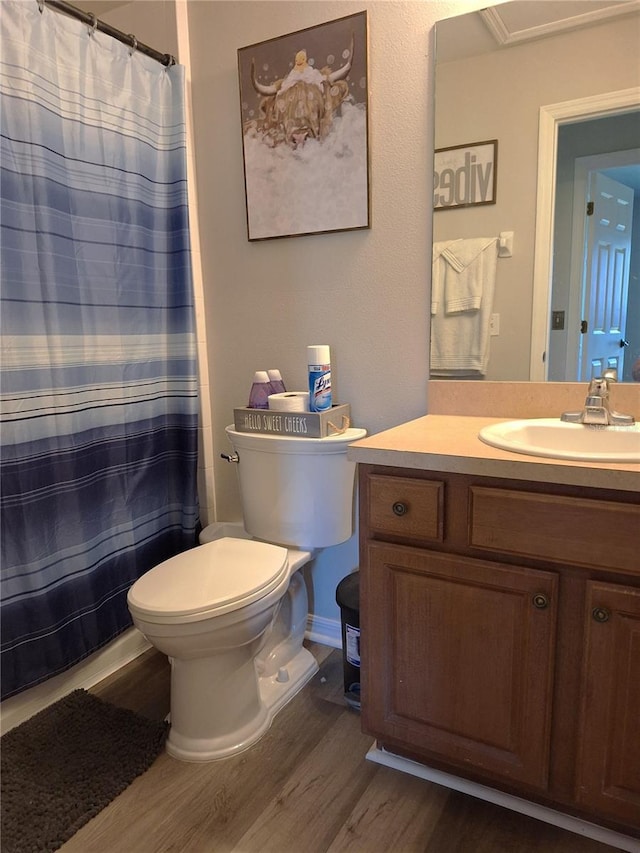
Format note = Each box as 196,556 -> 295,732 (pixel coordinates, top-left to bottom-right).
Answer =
592,606 -> 610,623
532,593 -> 550,609
392,501 -> 408,517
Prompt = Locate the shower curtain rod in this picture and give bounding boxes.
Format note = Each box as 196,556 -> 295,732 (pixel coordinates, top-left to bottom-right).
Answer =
42,0 -> 176,66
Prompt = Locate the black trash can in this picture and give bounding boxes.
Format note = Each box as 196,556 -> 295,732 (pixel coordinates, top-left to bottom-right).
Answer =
336,571 -> 361,710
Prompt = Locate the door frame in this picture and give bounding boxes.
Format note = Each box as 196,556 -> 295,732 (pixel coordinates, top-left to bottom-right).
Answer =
529,88 -> 640,381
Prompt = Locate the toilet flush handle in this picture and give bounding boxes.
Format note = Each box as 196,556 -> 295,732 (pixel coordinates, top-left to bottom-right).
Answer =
220,452 -> 239,463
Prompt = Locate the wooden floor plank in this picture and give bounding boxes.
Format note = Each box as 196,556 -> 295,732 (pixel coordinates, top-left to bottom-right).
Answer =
231,708 -> 376,853
326,766 -> 450,852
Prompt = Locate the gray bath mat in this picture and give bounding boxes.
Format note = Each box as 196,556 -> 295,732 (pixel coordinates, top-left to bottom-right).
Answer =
1,688 -> 168,852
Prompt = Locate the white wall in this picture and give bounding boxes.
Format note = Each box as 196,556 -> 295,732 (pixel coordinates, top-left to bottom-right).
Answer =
93,0 -> 179,55
92,0 -> 489,629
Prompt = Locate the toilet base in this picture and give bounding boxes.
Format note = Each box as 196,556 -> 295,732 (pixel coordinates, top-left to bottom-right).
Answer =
166,702 -> 271,763
165,645 -> 318,762
259,644 -> 318,719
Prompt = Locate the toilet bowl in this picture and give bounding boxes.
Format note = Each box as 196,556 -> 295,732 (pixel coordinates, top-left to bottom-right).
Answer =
127,425 -> 366,762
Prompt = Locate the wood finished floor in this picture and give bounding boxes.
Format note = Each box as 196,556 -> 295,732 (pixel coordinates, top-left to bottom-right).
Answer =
60,644 -> 624,853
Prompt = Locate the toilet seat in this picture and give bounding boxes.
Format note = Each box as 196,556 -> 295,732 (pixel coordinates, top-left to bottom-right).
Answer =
127,538 -> 289,624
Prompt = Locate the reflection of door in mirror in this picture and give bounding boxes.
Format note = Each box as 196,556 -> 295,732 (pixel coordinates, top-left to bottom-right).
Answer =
581,171 -> 633,380
548,125 -> 638,383
432,2 -> 640,382
548,135 -> 640,381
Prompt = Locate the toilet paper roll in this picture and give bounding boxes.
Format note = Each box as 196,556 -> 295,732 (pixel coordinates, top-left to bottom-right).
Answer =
268,391 -> 309,412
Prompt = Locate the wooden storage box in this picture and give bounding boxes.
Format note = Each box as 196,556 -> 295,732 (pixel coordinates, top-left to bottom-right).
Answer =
232,403 -> 351,438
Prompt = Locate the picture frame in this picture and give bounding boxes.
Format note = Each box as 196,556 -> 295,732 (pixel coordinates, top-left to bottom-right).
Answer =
433,140 -> 498,210
237,12 -> 370,241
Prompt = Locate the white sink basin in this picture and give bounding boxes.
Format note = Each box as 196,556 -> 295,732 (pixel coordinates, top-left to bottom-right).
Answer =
478,418 -> 640,463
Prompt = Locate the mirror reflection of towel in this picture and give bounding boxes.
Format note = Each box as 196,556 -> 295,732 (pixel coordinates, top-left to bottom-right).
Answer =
442,237 -> 496,314
431,240 -> 450,316
430,238 -> 498,376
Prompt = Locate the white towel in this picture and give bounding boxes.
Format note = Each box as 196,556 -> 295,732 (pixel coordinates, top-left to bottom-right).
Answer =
431,240 -> 456,316
442,237 -> 496,314
430,239 -> 498,375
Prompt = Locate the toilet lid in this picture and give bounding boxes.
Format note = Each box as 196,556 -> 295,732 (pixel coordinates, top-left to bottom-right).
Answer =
127,538 -> 289,619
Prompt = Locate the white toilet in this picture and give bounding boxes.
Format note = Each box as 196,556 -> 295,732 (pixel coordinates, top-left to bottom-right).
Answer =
127,424 -> 366,762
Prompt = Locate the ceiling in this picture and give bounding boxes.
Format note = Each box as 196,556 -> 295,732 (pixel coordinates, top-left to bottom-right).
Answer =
436,0 -> 640,62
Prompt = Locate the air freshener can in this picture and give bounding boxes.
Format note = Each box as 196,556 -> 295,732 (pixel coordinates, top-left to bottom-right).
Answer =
307,345 -> 332,412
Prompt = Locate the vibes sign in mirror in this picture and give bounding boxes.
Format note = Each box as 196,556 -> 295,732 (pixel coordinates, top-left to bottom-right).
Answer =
434,139 -> 497,210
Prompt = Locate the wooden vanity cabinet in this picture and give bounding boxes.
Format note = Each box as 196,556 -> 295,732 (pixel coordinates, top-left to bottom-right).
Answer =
359,465 -> 640,835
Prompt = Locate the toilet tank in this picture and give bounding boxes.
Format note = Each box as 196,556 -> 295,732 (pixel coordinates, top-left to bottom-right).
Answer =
224,426 -> 367,549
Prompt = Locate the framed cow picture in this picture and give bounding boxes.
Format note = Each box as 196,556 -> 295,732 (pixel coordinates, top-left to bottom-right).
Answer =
237,12 -> 370,241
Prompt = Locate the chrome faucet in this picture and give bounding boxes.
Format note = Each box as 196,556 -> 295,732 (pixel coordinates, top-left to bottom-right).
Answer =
561,369 -> 635,426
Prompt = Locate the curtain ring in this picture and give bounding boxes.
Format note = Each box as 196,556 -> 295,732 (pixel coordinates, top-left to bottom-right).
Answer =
87,13 -> 97,36
127,35 -> 138,57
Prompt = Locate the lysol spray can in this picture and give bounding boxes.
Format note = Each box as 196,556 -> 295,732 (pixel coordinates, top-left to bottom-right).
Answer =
307,345 -> 332,412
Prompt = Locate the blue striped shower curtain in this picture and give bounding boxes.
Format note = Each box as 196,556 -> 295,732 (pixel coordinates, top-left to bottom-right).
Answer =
0,2 -> 199,700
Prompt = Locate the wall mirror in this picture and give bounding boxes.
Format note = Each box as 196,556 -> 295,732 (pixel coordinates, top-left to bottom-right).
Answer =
432,0 -> 640,382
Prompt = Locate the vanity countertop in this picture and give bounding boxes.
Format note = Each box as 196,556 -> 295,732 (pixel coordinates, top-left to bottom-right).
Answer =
347,414 -> 640,492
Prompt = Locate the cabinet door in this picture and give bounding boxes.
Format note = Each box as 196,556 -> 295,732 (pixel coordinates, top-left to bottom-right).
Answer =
576,582 -> 640,827
362,542 -> 558,791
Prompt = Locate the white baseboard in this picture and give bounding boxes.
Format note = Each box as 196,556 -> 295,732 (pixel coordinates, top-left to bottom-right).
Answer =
0,628 -> 151,734
367,743 -> 639,853
305,614 -> 342,649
